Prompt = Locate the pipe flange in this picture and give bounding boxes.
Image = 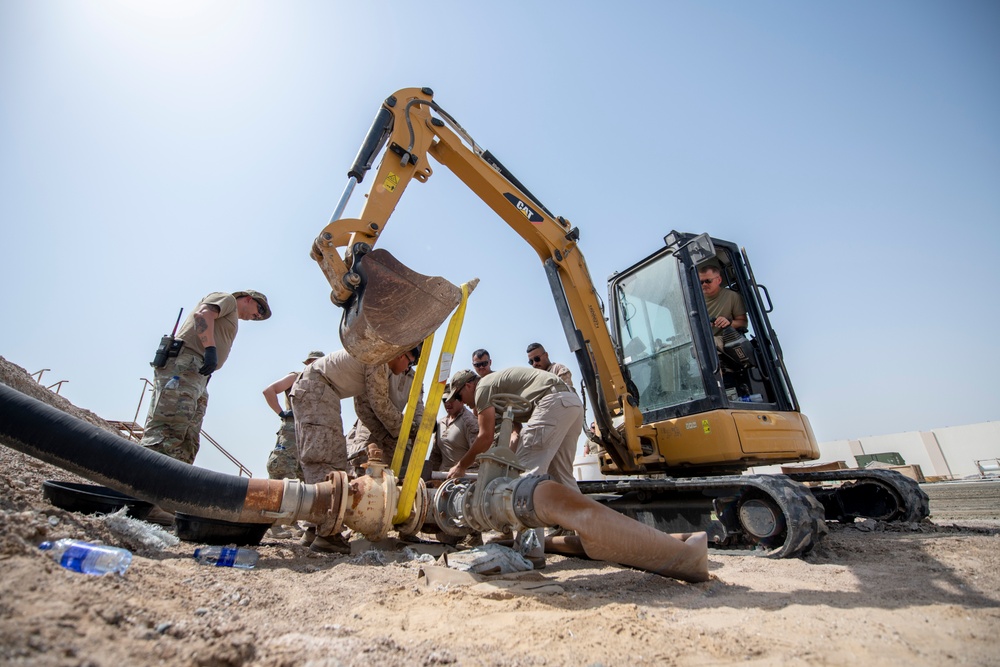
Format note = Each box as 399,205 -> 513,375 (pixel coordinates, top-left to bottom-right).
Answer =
477,476 -> 519,533
316,470 -> 349,537
432,478 -> 474,537
396,478 -> 429,538
511,474 -> 551,528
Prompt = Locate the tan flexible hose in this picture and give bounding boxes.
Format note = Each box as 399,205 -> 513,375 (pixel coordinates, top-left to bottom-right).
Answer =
532,480 -> 710,583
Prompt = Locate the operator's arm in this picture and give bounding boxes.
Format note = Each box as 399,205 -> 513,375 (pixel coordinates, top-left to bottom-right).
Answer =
448,407 -> 495,479
262,373 -> 298,417
711,290 -> 748,331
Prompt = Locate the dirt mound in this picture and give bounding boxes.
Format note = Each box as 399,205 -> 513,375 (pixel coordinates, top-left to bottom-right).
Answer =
0,355 -> 118,434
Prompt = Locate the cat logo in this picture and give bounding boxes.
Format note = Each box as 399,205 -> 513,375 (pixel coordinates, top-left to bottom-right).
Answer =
503,193 -> 543,223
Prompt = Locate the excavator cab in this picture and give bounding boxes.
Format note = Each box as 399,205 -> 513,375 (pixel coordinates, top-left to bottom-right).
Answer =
609,231 -> 800,427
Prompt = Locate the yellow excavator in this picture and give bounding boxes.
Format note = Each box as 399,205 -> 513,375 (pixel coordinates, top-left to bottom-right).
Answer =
310,87 -> 928,558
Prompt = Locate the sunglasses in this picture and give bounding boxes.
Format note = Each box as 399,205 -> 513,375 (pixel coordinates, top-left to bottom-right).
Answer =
473,361 -> 490,368
256,302 -> 267,317
406,355 -> 417,369
700,279 -> 715,285
529,355 -> 543,364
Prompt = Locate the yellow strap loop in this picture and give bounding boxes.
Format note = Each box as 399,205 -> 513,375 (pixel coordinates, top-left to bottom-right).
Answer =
393,281 -> 473,524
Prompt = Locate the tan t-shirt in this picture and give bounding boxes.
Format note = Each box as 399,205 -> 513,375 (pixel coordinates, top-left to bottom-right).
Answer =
474,367 -> 569,417
176,292 -> 239,370
300,350 -> 367,398
432,406 -> 480,470
705,288 -> 747,336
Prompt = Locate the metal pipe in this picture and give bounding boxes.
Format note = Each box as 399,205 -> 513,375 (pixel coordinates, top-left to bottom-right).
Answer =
429,471 -> 709,582
0,383 -> 707,581
531,480 -> 709,583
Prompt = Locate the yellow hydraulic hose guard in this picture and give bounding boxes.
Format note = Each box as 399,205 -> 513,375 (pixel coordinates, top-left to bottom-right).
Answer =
393,280 -> 476,524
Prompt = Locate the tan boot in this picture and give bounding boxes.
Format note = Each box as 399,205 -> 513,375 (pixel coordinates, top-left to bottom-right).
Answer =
299,527 -> 316,547
525,555 -> 546,570
269,525 -> 292,539
310,532 -> 352,555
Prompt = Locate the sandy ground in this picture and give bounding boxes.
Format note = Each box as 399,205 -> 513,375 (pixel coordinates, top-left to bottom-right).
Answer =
1,355 -> 999,667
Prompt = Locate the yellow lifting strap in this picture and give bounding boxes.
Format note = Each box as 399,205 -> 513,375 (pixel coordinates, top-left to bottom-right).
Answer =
391,281 -> 473,524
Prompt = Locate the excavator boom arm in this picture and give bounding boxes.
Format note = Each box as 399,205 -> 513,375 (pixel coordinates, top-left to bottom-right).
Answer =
311,87 -> 648,467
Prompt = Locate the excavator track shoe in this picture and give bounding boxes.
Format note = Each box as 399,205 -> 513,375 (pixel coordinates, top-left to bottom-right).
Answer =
784,468 -> 930,524
340,248 -> 461,364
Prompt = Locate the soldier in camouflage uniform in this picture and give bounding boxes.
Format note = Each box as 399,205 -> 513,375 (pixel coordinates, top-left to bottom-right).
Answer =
289,345 -> 421,554
262,350 -> 324,481
347,354 -> 425,477
141,290 -> 270,464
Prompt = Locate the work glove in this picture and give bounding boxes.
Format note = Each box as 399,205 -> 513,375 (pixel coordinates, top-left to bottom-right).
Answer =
199,346 -> 218,376
278,409 -> 294,420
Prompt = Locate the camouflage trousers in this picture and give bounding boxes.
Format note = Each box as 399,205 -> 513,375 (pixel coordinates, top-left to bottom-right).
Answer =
140,350 -> 209,465
266,417 -> 303,480
289,375 -> 348,484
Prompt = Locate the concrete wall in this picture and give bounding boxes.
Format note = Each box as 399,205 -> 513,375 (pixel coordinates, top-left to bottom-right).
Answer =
929,422 -> 1000,478
751,421 -> 1000,479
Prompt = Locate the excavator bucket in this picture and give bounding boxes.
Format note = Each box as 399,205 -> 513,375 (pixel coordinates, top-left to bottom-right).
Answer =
340,249 -> 461,365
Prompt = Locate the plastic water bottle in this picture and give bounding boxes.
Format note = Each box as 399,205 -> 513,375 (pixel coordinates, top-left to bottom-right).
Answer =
165,376 -> 180,390
192,546 -> 259,569
39,539 -> 133,575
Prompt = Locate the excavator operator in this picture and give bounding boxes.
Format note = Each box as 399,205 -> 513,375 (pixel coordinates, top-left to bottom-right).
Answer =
699,264 -> 747,350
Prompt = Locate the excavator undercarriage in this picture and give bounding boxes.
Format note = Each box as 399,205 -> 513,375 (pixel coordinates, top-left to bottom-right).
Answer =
578,468 -> 929,558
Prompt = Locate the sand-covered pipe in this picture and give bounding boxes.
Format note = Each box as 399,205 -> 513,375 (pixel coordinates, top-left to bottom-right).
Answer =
531,480 -> 710,583
0,383 -> 342,529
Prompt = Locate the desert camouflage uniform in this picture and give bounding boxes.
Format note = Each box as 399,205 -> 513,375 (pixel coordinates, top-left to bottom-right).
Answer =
141,292 -> 241,464
290,355 -> 358,484
348,367 -> 424,475
266,378 -> 302,480
141,349 -> 210,464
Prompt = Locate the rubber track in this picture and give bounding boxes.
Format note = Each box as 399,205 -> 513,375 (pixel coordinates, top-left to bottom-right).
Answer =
783,468 -> 930,523
578,474 -> 828,558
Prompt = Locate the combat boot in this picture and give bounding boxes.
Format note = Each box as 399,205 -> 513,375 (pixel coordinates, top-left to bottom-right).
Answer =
310,532 -> 352,555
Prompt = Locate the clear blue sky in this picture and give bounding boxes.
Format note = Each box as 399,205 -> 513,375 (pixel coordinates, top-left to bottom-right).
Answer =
2,1 -> 998,478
